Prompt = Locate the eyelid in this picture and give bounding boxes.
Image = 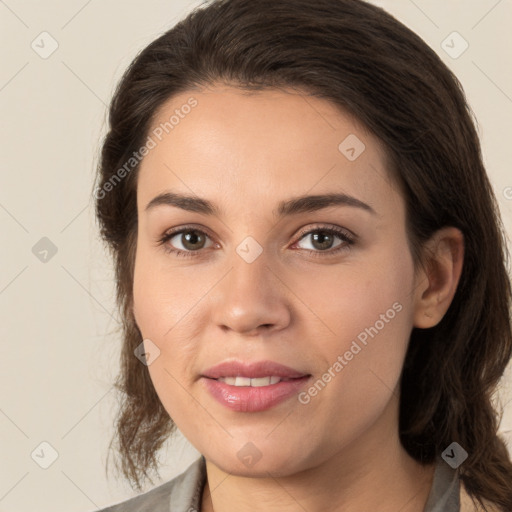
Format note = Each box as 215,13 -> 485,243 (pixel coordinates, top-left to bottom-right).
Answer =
293,223 -> 357,243
159,223 -> 216,242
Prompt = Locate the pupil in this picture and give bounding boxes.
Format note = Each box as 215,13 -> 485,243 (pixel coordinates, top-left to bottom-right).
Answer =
183,231 -> 204,250
312,231 -> 332,250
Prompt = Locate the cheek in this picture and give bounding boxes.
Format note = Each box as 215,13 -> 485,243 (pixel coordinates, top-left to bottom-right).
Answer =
132,252 -> 201,430
292,246 -> 415,396
132,245 -> 218,420
292,249 -> 414,349
132,243 -> 212,341
289,255 -> 414,445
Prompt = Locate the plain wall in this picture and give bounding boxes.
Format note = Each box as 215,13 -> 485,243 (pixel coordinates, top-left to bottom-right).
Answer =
1,1 -> 511,511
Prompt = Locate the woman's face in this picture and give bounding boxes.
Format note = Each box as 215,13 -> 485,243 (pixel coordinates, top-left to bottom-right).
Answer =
133,85 -> 422,476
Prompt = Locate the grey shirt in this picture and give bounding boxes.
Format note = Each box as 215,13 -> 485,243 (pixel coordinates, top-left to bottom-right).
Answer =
97,455 -> 460,512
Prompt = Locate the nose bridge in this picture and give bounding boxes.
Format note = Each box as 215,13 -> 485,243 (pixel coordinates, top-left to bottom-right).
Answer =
210,240 -> 291,335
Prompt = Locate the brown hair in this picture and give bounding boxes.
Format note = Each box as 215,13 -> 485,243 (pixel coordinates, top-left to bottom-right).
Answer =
94,0 -> 512,509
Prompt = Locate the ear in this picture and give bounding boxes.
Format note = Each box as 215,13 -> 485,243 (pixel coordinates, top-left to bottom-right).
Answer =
412,226 -> 464,328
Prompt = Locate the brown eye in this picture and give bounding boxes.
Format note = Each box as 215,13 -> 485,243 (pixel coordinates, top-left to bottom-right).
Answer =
158,227 -> 216,257
309,231 -> 337,250
296,228 -> 352,252
180,230 -> 206,250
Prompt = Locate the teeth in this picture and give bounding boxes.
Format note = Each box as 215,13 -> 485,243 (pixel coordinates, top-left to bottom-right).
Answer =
235,376 -> 251,386
217,376 -> 284,386
249,377 -> 273,387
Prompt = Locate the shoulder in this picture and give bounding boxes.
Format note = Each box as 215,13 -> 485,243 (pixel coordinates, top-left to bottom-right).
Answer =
460,481 -> 502,512
95,457 -> 206,512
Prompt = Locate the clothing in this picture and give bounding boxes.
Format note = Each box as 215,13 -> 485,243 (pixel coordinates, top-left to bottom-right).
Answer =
96,455 -> 499,512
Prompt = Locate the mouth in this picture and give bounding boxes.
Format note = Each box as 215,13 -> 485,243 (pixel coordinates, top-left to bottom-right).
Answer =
201,360 -> 311,412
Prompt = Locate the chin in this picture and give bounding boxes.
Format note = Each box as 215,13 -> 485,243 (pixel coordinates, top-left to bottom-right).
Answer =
205,443 -> 313,478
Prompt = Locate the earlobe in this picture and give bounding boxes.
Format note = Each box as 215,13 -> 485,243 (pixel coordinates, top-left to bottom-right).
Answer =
412,227 -> 464,329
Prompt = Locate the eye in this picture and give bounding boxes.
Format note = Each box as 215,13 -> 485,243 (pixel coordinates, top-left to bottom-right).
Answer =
293,226 -> 355,255
158,226 -> 216,257
157,224 -> 355,259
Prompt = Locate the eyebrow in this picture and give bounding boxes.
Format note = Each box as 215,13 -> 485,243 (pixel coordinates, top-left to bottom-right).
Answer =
144,191 -> 377,217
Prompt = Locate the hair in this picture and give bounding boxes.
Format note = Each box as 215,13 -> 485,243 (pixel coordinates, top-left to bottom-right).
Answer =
94,0 -> 512,509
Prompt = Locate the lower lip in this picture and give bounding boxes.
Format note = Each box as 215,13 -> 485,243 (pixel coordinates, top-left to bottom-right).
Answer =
202,376 -> 311,412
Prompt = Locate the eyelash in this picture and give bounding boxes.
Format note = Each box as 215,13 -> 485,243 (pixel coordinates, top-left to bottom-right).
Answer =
157,224 -> 355,259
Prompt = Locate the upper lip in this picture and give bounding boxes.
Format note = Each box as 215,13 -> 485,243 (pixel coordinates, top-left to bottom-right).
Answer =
202,360 -> 309,379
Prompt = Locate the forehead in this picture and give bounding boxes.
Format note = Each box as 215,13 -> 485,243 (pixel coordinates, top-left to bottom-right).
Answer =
137,85 -> 400,217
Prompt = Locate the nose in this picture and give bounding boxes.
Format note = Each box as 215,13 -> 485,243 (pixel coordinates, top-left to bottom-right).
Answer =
210,249 -> 292,336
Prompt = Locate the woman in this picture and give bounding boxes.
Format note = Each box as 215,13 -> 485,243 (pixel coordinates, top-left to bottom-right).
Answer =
94,0 -> 512,510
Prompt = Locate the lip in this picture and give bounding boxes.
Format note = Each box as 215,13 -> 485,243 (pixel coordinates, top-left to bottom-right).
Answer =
201,360 -> 311,412
202,360 -> 308,379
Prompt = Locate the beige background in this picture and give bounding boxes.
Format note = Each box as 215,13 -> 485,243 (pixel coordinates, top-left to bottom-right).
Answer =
0,1 -> 511,511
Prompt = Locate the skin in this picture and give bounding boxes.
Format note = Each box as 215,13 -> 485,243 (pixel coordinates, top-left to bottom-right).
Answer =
132,84 -> 464,512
